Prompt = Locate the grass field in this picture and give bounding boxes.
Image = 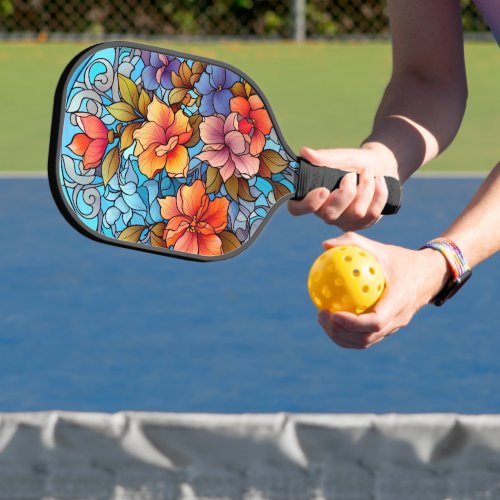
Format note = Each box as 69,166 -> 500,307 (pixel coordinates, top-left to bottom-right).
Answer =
0,40 -> 497,172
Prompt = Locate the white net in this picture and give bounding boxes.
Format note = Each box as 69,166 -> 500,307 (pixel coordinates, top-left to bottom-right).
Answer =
1,412 -> 500,499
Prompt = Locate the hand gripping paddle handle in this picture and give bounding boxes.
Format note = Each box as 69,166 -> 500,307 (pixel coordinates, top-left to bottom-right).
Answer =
294,157 -> 402,215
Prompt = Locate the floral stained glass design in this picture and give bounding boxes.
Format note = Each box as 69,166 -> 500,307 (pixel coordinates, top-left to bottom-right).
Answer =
57,44 -> 299,259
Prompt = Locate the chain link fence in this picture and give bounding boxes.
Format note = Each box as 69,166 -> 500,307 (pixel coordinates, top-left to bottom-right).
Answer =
0,0 -> 491,40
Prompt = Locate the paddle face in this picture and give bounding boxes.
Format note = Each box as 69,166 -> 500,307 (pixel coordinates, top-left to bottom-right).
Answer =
49,41 -> 299,261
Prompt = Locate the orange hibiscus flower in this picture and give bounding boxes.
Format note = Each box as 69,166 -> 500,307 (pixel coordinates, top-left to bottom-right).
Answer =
157,180 -> 230,256
230,95 -> 272,156
68,114 -> 114,169
133,96 -> 193,178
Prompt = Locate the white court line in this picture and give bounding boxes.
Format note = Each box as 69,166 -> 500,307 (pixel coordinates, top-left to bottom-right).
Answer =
0,170 -> 489,179
414,170 -> 487,178
0,171 -> 48,178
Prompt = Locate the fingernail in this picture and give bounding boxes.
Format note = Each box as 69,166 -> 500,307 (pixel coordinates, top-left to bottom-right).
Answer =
341,173 -> 354,186
319,189 -> 329,201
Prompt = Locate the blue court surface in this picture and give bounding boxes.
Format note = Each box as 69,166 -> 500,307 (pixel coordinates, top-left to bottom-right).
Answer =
0,176 -> 498,413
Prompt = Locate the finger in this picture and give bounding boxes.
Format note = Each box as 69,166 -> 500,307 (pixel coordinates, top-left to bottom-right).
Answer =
331,285 -> 403,339
299,146 -> 367,171
319,310 -> 391,349
322,325 -> 365,349
358,175 -> 389,227
322,232 -> 388,272
341,164 -> 376,221
329,311 -> 385,335
330,319 -> 390,349
322,231 -> 370,251
318,311 -> 370,349
288,187 -> 330,216
331,336 -> 365,349
315,172 -> 357,224
370,174 -> 389,217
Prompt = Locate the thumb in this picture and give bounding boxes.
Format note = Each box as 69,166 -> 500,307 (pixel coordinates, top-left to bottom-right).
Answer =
299,147 -> 365,170
322,231 -> 369,250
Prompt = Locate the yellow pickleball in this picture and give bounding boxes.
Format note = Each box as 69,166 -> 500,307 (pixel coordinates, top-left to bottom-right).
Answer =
308,245 -> 385,314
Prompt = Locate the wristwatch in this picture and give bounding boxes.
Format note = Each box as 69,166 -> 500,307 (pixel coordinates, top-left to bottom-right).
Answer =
421,238 -> 472,306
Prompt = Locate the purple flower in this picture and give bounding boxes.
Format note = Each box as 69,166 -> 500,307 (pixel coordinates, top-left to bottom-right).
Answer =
141,51 -> 181,91
194,65 -> 240,117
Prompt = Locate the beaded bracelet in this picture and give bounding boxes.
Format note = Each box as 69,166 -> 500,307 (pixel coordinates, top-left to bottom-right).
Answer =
420,238 -> 472,306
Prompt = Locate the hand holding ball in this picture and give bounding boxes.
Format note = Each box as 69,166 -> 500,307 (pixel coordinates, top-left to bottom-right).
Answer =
308,245 -> 385,314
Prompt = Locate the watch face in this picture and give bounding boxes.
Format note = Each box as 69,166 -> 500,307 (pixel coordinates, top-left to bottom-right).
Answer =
432,269 -> 472,306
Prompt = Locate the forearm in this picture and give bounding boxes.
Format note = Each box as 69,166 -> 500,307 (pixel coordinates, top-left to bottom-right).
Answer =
360,0 -> 467,183
419,163 -> 500,302
362,73 -> 467,182
441,162 -> 500,267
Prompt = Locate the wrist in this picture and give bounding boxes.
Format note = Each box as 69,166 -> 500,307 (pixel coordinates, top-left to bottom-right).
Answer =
417,248 -> 453,303
361,141 -> 399,178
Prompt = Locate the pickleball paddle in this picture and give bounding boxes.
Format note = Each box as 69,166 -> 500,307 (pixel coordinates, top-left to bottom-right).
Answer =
49,41 -> 401,261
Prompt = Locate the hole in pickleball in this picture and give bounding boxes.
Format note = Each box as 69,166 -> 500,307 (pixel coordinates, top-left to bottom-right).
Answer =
342,295 -> 351,304
359,251 -> 366,257
378,284 -> 382,291
356,306 -> 365,314
322,286 -> 332,299
344,256 -> 352,262
334,277 -> 344,286
369,267 -> 375,275
327,264 -> 335,272
352,269 -> 360,277
362,285 -> 369,293
313,271 -> 321,282
313,294 -> 322,307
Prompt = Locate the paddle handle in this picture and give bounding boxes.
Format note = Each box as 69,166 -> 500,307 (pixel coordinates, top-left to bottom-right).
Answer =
293,157 -> 402,215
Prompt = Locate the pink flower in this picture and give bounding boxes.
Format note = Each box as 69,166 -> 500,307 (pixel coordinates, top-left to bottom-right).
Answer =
196,113 -> 260,182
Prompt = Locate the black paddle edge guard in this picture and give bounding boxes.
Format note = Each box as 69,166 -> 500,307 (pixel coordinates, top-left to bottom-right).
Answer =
293,157 -> 402,215
48,41 -> 299,263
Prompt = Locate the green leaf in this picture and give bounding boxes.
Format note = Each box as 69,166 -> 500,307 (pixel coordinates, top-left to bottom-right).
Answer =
118,74 -> 139,109
101,146 -> 120,186
271,180 -> 291,201
219,230 -> 241,254
168,87 -> 189,105
106,102 -> 137,122
224,175 -> 239,200
138,89 -> 151,117
230,81 -> 246,98
179,61 -> 192,86
205,166 -> 222,194
184,114 -> 202,148
118,225 -> 147,243
119,122 -> 142,151
150,222 -> 167,247
258,161 -> 272,178
259,149 -> 288,174
237,177 -> 256,201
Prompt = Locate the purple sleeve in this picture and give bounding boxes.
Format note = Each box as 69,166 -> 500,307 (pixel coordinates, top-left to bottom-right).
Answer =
473,0 -> 500,45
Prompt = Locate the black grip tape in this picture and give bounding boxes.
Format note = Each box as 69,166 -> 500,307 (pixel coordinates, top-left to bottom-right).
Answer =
293,157 -> 402,215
